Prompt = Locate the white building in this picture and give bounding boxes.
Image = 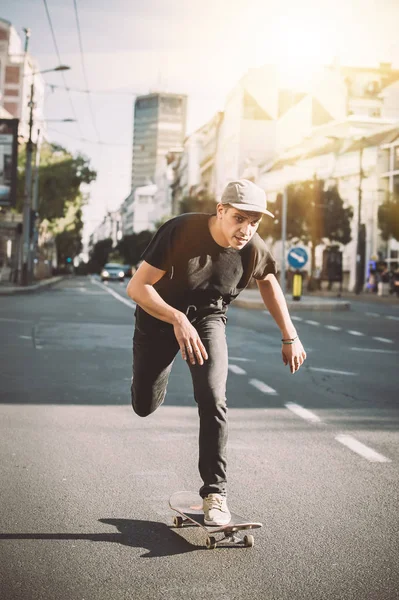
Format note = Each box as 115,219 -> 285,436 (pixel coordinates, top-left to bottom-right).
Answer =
257,122 -> 399,291
0,18 -> 46,142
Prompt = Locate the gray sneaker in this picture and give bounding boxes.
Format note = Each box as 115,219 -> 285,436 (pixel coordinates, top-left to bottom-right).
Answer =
203,494 -> 231,526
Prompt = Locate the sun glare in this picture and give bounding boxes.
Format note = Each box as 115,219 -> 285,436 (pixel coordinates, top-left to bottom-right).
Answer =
255,15 -> 338,87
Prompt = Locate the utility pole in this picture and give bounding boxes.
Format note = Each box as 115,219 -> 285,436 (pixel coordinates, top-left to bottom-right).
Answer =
280,186 -> 288,294
354,141 -> 365,294
21,82 -> 35,286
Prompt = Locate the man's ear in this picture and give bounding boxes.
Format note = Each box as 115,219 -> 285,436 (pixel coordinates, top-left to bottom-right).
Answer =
216,203 -> 225,219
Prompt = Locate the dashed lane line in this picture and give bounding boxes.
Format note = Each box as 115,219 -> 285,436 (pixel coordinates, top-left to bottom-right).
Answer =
325,325 -> 341,331
386,315 -> 399,321
309,367 -> 357,376
91,278 -> 136,309
351,347 -> 398,354
228,364 -> 246,375
305,320 -> 320,326
372,336 -> 394,344
285,402 -> 322,423
249,379 -> 278,395
335,434 -> 391,463
347,330 -> 365,336
291,316 -> 303,321
229,357 -> 254,362
366,312 -> 379,317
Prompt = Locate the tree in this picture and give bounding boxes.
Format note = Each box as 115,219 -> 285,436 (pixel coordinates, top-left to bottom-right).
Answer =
116,230 -> 154,267
378,192 -> 399,242
87,238 -> 113,273
179,189 -> 217,214
17,141 -> 97,265
267,179 -> 353,278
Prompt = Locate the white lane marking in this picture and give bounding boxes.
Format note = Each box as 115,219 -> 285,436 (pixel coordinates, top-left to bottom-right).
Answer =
291,316 -> 303,321
91,278 -> 136,309
386,315 -> 399,321
229,357 -> 254,362
325,325 -> 341,331
0,317 -> 31,323
347,330 -> 365,336
263,311 -> 270,315
335,435 -> 391,463
228,364 -> 246,375
19,335 -> 31,340
305,320 -> 320,326
366,312 -> 379,317
351,347 -> 398,354
249,379 -> 278,395
309,367 -> 357,376
285,402 -> 321,423
372,336 -> 394,344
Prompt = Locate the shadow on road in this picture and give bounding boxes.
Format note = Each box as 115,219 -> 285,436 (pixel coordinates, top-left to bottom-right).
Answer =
0,518 -> 198,558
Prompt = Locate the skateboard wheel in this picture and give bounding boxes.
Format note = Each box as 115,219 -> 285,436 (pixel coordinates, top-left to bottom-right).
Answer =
244,534 -> 254,548
173,516 -> 184,528
206,536 -> 217,549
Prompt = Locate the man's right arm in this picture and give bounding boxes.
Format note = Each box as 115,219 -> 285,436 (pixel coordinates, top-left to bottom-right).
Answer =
126,261 -> 208,365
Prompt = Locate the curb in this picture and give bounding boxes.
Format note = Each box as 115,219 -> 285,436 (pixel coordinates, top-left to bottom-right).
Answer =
233,298 -> 351,311
0,276 -> 64,295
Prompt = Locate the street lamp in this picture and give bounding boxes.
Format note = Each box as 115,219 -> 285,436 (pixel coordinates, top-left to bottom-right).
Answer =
21,65 -> 72,286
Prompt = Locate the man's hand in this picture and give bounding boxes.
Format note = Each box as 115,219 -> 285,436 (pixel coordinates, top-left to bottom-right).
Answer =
173,314 -> 208,365
282,338 -> 307,374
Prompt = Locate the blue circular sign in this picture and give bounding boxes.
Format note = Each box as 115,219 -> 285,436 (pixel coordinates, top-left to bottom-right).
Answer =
287,247 -> 308,269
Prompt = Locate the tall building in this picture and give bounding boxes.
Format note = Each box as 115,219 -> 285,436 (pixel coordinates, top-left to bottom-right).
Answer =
131,92 -> 187,191
0,18 -> 46,141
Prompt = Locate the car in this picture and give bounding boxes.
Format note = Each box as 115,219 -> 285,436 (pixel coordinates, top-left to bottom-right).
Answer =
101,263 -> 126,282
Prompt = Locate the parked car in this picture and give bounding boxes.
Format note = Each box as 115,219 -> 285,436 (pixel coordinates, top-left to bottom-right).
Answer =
101,263 -> 126,282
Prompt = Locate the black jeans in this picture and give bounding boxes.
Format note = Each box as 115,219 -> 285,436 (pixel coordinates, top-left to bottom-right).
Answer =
131,315 -> 228,498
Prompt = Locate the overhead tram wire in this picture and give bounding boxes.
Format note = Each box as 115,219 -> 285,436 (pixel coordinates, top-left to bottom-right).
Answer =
47,127 -> 130,147
42,0 -> 83,138
45,83 -> 141,96
72,0 -> 101,143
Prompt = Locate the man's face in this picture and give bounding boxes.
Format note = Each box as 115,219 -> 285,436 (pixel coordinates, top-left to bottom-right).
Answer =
218,205 -> 262,249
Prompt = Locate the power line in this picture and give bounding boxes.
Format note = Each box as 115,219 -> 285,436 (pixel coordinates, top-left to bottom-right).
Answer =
47,127 -> 130,147
42,0 -> 83,138
72,0 -> 101,143
46,83 -> 140,96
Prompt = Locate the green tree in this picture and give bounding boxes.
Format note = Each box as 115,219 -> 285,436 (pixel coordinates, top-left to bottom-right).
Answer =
87,238 -> 113,274
116,230 -> 154,267
267,179 -> 353,279
17,141 -> 97,265
179,190 -> 217,214
378,191 -> 399,242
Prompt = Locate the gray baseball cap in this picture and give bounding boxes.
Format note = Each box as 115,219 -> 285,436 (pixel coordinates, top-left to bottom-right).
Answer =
220,179 -> 274,218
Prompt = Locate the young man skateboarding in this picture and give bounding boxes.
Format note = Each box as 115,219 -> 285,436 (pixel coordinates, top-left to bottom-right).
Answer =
126,179 -> 306,526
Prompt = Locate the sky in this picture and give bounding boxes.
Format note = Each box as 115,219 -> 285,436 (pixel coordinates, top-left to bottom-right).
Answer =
2,0 -> 399,245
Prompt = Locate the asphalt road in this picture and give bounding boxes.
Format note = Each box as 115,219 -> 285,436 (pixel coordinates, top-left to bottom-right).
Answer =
0,276 -> 398,600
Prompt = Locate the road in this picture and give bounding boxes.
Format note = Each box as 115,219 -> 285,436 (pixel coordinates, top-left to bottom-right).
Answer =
0,276 -> 398,600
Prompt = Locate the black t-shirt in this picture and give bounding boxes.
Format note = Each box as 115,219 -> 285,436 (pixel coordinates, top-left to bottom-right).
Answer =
136,213 -> 277,331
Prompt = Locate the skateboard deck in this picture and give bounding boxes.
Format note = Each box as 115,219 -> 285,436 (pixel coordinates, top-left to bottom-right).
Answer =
169,490 -> 262,549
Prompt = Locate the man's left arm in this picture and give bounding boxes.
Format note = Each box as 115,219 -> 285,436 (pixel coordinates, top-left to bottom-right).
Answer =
256,274 -> 307,374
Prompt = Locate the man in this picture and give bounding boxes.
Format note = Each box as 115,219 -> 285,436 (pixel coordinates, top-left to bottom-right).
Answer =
126,179 -> 306,526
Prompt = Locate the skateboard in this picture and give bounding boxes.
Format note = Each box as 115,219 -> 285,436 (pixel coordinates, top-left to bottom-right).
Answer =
169,491 -> 262,549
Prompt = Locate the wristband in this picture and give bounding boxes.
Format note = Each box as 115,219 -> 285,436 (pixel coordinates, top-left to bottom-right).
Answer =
282,336 -> 298,345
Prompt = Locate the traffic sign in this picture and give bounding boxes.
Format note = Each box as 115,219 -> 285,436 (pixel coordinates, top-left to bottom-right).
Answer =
287,247 -> 308,269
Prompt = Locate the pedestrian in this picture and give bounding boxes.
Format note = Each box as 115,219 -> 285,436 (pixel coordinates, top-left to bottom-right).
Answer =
126,179 -> 306,526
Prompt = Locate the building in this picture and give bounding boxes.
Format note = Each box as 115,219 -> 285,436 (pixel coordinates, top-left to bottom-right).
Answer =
0,18 -> 46,142
257,121 -> 399,291
131,92 -> 187,192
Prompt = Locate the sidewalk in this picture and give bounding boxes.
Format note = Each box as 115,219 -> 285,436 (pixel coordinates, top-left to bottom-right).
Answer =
233,288 -> 351,311
0,276 -> 64,295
